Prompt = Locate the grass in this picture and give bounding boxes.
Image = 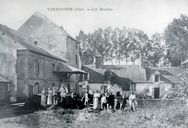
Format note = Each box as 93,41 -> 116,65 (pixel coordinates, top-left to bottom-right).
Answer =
0,100 -> 187,128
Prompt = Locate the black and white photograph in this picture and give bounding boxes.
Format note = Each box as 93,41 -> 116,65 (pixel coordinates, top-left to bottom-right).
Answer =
0,0 -> 188,127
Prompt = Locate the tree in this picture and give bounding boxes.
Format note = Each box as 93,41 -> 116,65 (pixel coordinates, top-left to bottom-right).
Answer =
76,27 -> 165,66
164,14 -> 188,66
147,33 -> 165,67
76,28 -> 113,65
76,31 -> 94,65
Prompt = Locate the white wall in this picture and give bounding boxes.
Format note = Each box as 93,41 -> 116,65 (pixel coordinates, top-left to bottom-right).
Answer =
89,83 -> 103,92
136,82 -> 173,98
136,83 -> 153,96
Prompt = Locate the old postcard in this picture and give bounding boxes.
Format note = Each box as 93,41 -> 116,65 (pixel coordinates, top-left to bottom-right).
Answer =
0,0 -> 188,128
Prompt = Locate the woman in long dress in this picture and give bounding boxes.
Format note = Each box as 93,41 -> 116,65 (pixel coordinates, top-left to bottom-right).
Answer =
93,91 -> 100,110
59,85 -> 67,107
82,92 -> 89,107
47,88 -> 53,105
129,92 -> 136,112
59,86 -> 67,99
41,87 -> 47,107
52,87 -> 58,105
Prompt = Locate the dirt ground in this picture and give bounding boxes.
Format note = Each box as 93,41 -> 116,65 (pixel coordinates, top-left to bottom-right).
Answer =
0,101 -> 187,128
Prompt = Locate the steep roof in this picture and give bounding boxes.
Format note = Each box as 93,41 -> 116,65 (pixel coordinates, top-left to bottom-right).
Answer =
146,67 -> 183,84
82,65 -> 105,83
83,64 -> 183,84
18,12 -> 68,37
104,70 -> 132,90
83,64 -> 147,82
18,11 -> 80,44
0,24 -> 66,62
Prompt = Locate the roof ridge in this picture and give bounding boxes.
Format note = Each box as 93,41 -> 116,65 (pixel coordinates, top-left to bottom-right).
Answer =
0,24 -> 67,62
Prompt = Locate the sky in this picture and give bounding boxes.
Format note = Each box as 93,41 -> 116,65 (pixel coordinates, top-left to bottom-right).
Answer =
0,0 -> 188,38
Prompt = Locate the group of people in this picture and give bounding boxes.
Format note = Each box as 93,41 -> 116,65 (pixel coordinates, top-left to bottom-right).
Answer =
40,84 -> 137,112
40,85 -> 84,109
82,90 -> 137,112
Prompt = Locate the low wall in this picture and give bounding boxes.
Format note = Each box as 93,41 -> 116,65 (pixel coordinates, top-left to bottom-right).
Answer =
136,99 -> 184,108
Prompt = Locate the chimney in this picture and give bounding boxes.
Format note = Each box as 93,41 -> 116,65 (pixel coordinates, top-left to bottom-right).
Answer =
139,53 -> 148,68
95,55 -> 103,69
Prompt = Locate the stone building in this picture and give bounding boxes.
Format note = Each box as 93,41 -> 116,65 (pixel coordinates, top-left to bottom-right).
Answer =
0,24 -> 85,100
17,12 -> 83,94
18,12 -> 81,69
17,49 -> 85,98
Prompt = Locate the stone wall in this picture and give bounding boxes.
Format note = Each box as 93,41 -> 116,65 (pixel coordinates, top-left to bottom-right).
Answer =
0,29 -> 26,96
17,50 -> 61,98
66,36 -> 81,68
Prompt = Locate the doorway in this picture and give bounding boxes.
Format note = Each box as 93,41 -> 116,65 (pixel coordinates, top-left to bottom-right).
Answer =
154,87 -> 160,99
28,85 -> 33,98
33,82 -> 39,94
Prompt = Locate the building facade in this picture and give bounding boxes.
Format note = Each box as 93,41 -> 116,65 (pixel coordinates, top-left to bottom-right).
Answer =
0,23 -> 85,100
17,12 -> 83,94
18,12 -> 81,69
83,56 -> 183,99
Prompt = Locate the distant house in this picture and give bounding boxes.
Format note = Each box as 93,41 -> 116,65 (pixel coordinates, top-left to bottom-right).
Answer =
82,56 -> 134,94
0,24 -> 86,100
143,67 -> 183,98
82,56 -> 183,98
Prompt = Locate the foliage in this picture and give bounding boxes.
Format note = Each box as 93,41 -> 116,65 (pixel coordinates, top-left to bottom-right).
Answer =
164,14 -> 188,66
76,14 -> 188,66
76,27 -> 165,66
165,69 -> 188,100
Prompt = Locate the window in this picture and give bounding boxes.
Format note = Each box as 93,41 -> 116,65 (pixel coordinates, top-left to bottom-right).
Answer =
84,73 -> 88,80
130,83 -> 136,91
34,59 -> 40,74
75,54 -> 78,65
154,75 -> 160,82
8,84 -> 10,92
52,63 -> 56,71
67,84 -> 70,93
76,42 -> 78,49
79,74 -> 84,81
101,85 -> 107,92
79,73 -> 89,81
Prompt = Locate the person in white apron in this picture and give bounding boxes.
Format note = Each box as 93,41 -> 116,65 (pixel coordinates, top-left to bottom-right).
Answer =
41,87 -> 47,107
93,91 -> 100,110
101,93 -> 107,110
47,88 -> 53,105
